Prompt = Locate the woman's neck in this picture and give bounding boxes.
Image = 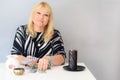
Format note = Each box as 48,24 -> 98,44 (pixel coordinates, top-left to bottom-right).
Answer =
34,25 -> 44,32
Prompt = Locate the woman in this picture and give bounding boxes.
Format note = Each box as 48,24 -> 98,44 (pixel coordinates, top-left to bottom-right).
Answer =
11,2 -> 66,71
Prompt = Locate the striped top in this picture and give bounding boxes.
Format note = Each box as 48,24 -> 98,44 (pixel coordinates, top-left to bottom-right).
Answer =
11,25 -> 66,58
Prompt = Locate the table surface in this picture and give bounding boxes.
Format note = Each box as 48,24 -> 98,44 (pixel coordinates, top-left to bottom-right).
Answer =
0,63 -> 96,80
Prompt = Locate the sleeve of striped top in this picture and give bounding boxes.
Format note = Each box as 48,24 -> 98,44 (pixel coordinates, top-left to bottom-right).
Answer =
51,30 -> 66,57
11,25 -> 26,56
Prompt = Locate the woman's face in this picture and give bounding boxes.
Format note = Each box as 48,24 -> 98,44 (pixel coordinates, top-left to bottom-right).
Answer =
32,7 -> 50,29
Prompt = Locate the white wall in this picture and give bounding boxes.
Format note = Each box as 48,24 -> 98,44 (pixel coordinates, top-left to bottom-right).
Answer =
0,0 -> 120,80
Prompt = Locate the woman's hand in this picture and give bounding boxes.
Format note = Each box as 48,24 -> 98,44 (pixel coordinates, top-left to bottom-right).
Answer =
26,56 -> 38,67
17,55 -> 38,66
38,56 -> 50,72
16,55 -> 26,64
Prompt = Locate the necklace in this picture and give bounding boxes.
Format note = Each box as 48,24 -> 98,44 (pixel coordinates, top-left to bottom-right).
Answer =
37,43 -> 41,47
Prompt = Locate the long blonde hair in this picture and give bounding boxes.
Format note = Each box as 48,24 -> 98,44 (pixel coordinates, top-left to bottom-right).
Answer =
26,2 -> 54,43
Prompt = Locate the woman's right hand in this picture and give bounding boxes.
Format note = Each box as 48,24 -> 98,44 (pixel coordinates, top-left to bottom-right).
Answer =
26,56 -> 38,67
17,55 -> 38,66
16,55 -> 26,64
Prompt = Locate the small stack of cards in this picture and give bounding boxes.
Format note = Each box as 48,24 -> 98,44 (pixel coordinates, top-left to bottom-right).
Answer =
22,57 -> 38,73
29,64 -> 38,73
22,57 -> 38,64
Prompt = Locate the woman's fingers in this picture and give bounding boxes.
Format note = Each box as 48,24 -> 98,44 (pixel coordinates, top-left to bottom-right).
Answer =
27,59 -> 37,66
26,56 -> 32,58
42,59 -> 48,71
38,58 -> 49,72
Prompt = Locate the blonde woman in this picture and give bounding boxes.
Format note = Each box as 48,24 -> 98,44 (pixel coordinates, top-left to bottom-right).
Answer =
11,2 -> 66,71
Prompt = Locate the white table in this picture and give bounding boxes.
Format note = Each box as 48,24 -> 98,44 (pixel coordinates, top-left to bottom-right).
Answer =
0,63 -> 96,80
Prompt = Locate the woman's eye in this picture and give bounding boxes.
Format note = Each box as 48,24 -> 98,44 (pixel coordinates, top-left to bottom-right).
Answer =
44,14 -> 49,17
37,12 -> 40,14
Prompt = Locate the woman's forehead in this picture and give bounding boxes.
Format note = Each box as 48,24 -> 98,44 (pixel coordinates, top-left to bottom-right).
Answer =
35,7 -> 50,13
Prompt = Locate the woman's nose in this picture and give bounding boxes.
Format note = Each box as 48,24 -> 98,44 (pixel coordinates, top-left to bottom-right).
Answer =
40,15 -> 44,19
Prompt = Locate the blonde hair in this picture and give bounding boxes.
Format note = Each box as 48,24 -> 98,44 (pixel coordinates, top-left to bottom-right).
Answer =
26,2 -> 54,43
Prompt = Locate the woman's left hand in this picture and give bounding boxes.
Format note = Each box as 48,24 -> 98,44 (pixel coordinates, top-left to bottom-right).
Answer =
38,56 -> 50,72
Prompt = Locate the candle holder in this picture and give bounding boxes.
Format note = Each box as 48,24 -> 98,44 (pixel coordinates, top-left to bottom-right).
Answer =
63,49 -> 85,71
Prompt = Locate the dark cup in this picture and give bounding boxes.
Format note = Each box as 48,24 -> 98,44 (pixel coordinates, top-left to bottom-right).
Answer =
69,50 -> 77,70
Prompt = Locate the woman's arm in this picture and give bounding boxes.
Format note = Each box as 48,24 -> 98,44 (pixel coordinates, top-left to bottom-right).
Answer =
38,54 -> 65,71
11,26 -> 31,65
38,30 -> 66,71
44,54 -> 65,66
11,26 -> 26,56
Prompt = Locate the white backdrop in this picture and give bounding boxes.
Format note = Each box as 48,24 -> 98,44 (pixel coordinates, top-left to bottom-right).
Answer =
0,0 -> 120,80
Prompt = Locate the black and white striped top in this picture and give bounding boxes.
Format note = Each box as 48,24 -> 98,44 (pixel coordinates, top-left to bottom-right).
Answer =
11,25 -> 66,58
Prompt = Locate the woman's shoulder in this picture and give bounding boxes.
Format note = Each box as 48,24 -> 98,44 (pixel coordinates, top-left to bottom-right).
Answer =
53,29 -> 62,38
16,24 -> 27,32
17,24 -> 27,29
54,29 -> 61,35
